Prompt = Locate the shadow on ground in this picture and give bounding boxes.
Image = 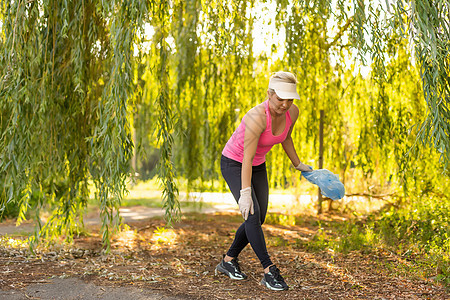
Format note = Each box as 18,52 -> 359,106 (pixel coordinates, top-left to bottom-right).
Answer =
1,212 -> 448,299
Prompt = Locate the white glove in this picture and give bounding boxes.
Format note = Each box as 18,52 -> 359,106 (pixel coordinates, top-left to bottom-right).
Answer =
295,162 -> 313,172
238,187 -> 254,220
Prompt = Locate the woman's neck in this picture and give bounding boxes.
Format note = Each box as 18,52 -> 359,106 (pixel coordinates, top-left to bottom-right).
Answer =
268,101 -> 285,119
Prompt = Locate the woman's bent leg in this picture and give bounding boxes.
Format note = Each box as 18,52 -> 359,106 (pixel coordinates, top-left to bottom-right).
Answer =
221,156 -> 249,257
221,156 -> 273,269
244,163 -> 272,269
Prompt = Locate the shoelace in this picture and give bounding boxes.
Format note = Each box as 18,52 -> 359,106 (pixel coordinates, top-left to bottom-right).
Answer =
271,267 -> 284,282
230,258 -> 242,272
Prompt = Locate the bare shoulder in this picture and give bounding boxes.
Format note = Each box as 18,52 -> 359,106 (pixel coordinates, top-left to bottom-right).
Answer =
244,103 -> 266,132
249,103 -> 266,115
246,103 -> 265,120
289,103 -> 300,122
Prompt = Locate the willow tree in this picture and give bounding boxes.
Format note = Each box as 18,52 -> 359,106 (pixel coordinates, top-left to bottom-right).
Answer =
259,0 -> 449,200
351,0 -> 449,170
1,0 -> 448,248
139,0 -> 448,206
0,0 -> 150,249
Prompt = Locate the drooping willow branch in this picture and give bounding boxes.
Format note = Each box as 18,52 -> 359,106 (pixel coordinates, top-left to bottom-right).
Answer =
0,0 -> 148,250
0,0 -> 448,249
352,0 -> 450,171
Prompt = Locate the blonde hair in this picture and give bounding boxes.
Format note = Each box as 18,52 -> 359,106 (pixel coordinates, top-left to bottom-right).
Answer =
268,71 -> 297,95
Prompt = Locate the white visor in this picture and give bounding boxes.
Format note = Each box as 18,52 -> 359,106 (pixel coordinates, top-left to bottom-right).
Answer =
268,78 -> 300,100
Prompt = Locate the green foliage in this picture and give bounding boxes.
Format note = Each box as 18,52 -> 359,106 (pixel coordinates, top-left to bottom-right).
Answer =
302,196 -> 450,286
374,198 -> 450,285
152,0 -> 180,225
265,213 -> 297,226
352,0 -> 450,171
0,0 -> 449,250
0,0 -> 148,250
378,198 -> 450,251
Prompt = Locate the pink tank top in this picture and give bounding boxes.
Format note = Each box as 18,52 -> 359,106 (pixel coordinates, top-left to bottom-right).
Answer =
222,100 -> 292,166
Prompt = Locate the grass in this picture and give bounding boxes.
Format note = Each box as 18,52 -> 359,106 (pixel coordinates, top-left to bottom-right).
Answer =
286,209 -> 449,287
87,179 -> 217,210
259,194 -> 450,289
120,197 -> 162,207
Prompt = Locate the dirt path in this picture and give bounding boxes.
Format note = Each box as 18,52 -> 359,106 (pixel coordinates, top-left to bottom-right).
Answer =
0,195 -> 238,235
1,212 -> 448,299
0,277 -> 182,300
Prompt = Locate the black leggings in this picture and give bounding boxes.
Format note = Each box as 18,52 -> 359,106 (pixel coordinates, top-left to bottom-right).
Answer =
220,155 -> 273,269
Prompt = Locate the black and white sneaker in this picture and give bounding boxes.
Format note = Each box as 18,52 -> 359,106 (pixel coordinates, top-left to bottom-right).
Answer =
215,255 -> 247,280
260,265 -> 289,291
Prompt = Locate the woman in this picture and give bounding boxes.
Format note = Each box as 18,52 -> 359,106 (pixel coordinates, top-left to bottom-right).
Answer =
215,71 -> 312,291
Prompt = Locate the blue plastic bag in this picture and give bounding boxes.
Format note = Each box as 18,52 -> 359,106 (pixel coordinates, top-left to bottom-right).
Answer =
302,169 -> 345,200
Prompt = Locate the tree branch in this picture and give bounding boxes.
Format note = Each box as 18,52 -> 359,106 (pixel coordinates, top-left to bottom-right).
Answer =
344,193 -> 397,200
325,17 -> 354,51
